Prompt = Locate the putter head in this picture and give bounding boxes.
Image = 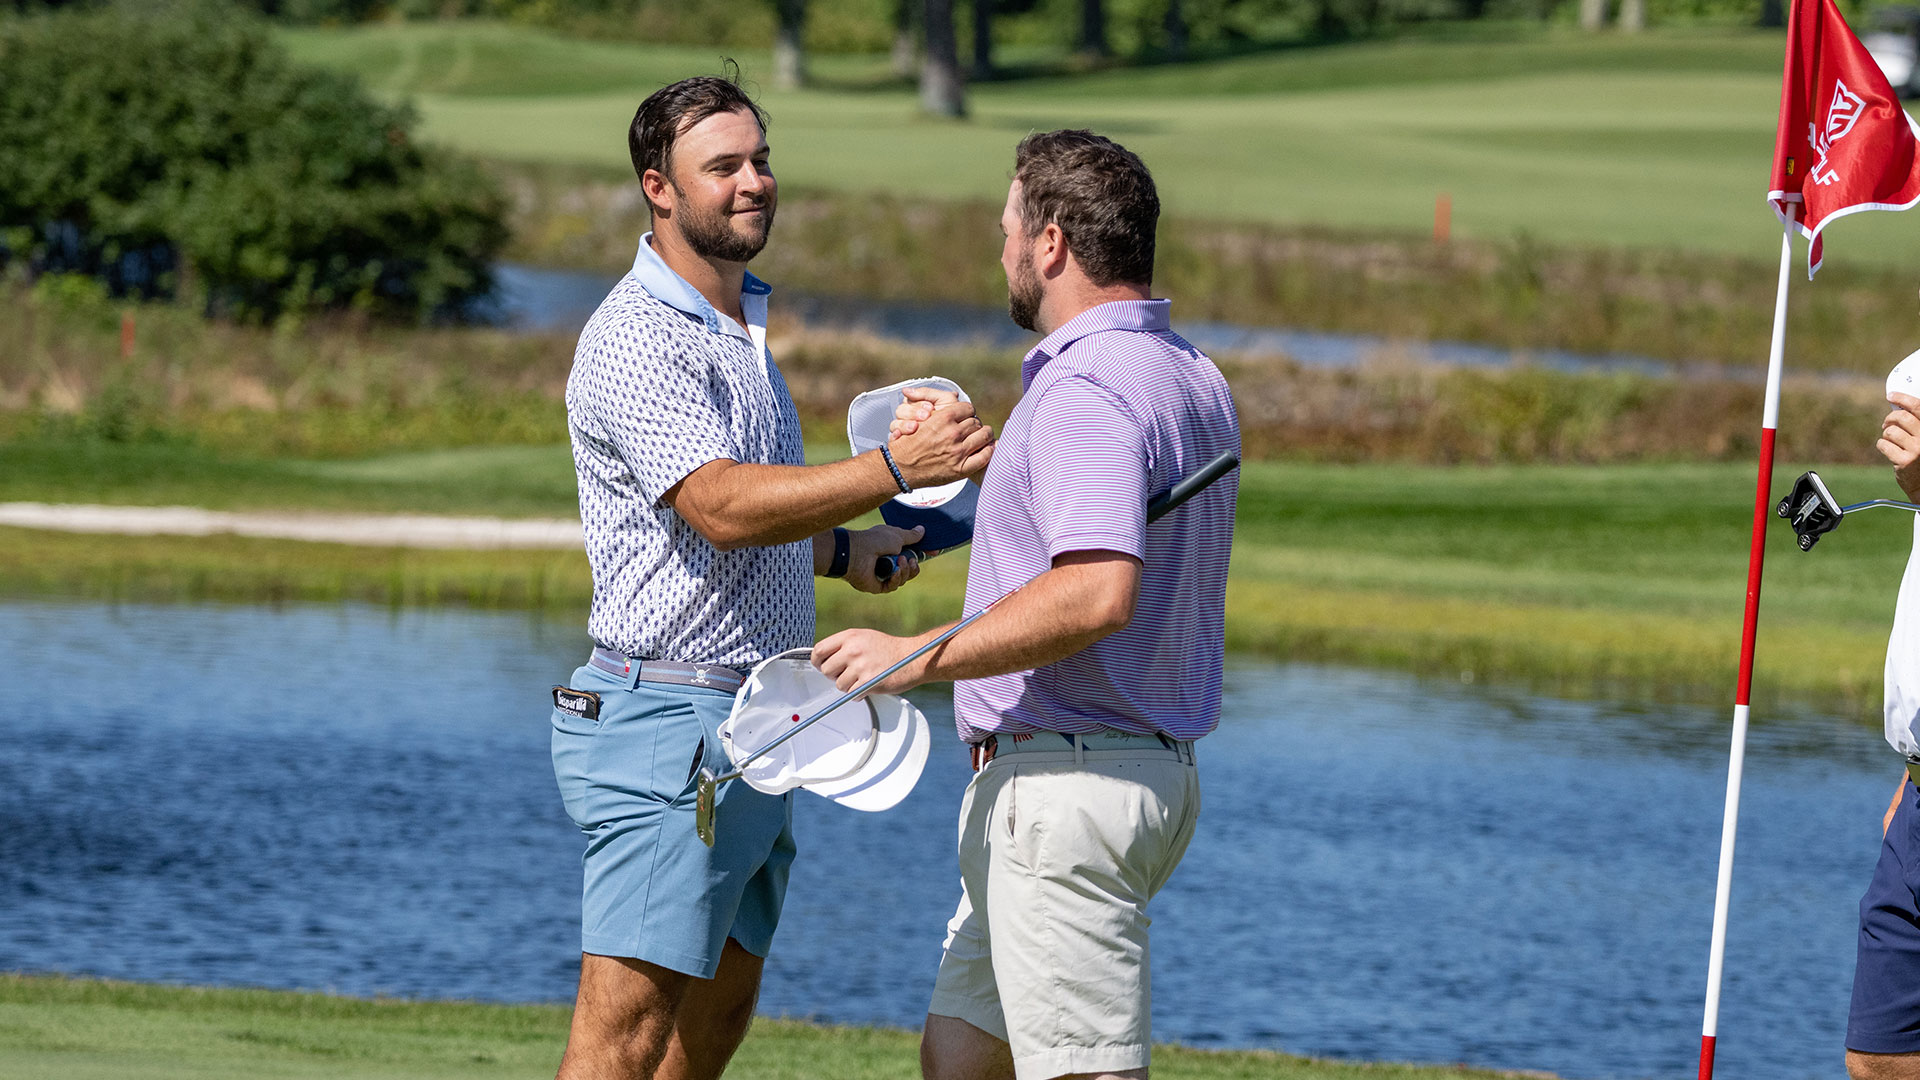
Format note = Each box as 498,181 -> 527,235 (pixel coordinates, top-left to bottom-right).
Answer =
695,768 -> 719,848
1777,470 -> 1844,551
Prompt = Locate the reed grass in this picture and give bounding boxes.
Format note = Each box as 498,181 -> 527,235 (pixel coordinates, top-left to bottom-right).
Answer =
0,279 -> 1905,469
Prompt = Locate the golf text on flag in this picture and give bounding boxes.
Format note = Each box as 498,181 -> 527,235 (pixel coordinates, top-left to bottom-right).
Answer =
1767,0 -> 1920,276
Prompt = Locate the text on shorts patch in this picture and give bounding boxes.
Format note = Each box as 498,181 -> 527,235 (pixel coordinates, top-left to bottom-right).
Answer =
552,686 -> 602,721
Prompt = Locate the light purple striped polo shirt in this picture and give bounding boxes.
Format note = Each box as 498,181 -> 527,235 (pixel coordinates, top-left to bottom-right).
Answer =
953,299 -> 1240,743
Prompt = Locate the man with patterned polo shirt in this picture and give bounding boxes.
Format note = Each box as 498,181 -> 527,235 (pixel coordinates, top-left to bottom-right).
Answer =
550,74 -> 994,1080
816,130 -> 1239,1080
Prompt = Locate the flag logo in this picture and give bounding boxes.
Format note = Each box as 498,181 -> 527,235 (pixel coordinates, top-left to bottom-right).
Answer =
1809,80 -> 1866,185
1767,0 -> 1920,275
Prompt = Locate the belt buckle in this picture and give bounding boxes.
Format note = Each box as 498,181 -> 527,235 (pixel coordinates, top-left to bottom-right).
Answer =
970,736 -> 998,772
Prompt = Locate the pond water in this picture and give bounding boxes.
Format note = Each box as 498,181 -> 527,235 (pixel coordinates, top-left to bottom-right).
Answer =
0,598 -> 1894,1080
486,263 -> 1683,377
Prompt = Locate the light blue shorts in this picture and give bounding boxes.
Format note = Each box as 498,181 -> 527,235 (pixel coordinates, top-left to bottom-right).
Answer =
550,660 -> 794,979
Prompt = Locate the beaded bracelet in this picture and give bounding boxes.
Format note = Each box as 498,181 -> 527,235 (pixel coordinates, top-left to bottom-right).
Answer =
879,444 -> 911,494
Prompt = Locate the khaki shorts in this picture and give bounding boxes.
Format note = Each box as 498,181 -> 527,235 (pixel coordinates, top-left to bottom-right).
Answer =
928,732 -> 1200,1080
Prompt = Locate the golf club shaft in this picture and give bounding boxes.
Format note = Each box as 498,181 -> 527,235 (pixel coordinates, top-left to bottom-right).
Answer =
723,451 -> 1241,784
1843,499 -> 1920,515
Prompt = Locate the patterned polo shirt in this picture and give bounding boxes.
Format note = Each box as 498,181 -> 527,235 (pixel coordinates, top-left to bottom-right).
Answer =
953,300 -> 1240,743
564,234 -> 812,668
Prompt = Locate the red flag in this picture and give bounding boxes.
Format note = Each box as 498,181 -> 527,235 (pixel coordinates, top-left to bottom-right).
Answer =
1768,0 -> 1920,276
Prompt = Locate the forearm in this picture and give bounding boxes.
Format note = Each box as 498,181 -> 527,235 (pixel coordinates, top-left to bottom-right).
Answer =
905,560 -> 1136,685
1889,772 -> 1908,837
678,453 -> 901,550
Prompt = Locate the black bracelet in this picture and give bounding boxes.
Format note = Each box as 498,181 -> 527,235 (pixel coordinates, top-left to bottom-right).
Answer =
826,527 -> 851,578
879,444 -> 911,494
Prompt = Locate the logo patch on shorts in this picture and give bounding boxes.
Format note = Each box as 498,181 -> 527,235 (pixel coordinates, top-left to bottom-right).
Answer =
552,686 -> 601,720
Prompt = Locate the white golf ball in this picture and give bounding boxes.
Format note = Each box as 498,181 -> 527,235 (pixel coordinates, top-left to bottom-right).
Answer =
1891,348 -> 1920,400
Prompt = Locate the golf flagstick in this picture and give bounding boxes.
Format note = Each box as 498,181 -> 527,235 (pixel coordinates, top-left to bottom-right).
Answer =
1697,207 -> 1795,1080
695,451 -> 1239,847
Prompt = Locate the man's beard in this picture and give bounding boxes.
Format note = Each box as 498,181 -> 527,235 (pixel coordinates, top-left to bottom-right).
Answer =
676,190 -> 773,263
1007,247 -> 1043,332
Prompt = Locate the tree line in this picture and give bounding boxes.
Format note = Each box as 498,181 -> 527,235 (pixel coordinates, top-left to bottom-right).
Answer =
4,0 -> 1798,118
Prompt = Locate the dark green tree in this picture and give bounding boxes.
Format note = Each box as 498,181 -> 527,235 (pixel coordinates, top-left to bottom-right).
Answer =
971,0 -> 994,79
772,0 -> 807,89
921,0 -> 965,116
1078,0 -> 1109,57
0,0 -> 505,321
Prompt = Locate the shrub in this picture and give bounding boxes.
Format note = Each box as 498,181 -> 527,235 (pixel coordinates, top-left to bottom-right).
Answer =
0,0 -> 507,321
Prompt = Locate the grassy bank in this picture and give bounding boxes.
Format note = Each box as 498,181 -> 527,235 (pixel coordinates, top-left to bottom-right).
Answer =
2,445 -> 1911,715
1,280 -> 1906,466
278,20 -> 1920,271
0,975 -> 1532,1080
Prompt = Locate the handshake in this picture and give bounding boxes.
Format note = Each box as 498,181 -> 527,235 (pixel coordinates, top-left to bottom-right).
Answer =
839,386 -> 993,594
882,386 -> 993,487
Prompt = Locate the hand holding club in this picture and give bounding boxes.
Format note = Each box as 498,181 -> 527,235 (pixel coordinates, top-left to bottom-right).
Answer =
813,628 -> 926,696
844,525 -> 923,593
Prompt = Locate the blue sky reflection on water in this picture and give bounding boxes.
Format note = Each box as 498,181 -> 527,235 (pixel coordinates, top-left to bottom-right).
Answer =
0,599 -> 1894,1080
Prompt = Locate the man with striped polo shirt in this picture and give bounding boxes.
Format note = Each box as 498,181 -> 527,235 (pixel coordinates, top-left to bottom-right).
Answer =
816,129 -> 1239,1080
551,73 -> 994,1080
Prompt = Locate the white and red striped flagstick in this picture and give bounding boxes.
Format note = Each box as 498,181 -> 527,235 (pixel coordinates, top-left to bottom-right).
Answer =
1697,205 -> 1797,1080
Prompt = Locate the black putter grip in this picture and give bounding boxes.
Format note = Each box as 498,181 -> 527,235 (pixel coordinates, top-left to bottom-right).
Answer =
875,452 -> 1238,581
1147,452 -> 1239,523
875,548 -> 924,583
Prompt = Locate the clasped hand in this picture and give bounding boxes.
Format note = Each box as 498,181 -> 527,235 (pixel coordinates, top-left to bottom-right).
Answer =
884,387 -> 992,486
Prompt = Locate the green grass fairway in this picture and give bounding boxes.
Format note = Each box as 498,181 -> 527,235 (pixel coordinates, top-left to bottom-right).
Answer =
0,975 -> 1533,1080
279,21 -> 1920,267
0,442 -> 1911,710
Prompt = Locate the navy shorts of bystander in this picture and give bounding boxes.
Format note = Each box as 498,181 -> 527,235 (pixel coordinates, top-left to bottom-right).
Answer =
1850,774 -> 1920,1054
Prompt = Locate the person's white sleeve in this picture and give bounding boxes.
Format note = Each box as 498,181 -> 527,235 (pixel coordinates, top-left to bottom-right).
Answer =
1885,515 -> 1920,758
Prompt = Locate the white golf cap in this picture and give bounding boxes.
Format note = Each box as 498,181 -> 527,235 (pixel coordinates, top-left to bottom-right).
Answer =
720,648 -> 931,812
848,377 -> 979,555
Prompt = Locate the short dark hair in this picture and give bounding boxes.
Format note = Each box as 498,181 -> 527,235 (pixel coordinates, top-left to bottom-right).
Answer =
1012,130 -> 1159,288
628,64 -> 768,208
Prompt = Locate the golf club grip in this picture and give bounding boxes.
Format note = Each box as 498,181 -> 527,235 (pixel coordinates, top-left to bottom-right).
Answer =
1147,451 -> 1239,523
874,548 -> 925,583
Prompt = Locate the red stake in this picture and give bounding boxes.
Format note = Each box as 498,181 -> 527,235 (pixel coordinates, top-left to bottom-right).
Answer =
119,312 -> 135,360
1434,193 -> 1451,244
